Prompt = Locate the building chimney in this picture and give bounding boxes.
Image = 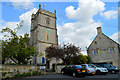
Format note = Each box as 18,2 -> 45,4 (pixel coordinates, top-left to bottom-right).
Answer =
97,27 -> 102,35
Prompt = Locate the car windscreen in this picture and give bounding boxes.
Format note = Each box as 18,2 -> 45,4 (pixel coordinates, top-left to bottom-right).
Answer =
94,65 -> 103,68
88,64 -> 95,68
75,65 -> 82,69
81,65 -> 86,68
104,64 -> 113,67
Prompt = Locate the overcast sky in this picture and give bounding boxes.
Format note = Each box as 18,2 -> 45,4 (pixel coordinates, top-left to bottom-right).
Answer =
0,0 -> 119,55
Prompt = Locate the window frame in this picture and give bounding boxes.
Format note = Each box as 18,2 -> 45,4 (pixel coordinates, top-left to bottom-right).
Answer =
45,17 -> 51,25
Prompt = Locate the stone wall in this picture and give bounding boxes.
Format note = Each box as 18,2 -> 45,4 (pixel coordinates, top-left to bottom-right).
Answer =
88,33 -> 120,68
1,65 -> 46,79
56,65 -> 65,73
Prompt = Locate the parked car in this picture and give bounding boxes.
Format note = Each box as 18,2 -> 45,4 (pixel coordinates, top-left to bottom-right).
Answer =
81,64 -> 96,75
61,65 -> 87,77
91,64 -> 108,74
93,63 -> 119,74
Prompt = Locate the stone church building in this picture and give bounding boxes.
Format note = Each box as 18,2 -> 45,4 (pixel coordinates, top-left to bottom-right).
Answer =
30,4 -> 59,69
87,27 -> 120,68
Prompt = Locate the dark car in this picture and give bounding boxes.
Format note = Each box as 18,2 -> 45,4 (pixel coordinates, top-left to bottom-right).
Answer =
93,63 -> 119,74
61,65 -> 87,77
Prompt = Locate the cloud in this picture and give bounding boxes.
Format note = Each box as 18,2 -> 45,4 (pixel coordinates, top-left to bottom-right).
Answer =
10,0 -> 34,10
58,0 -> 104,52
110,32 -> 120,43
0,35 -> 4,40
65,0 -> 105,22
1,21 -> 19,30
58,21 -> 102,49
18,8 -> 38,36
0,20 -> 19,40
100,10 -> 118,19
1,0 -> 118,55
0,8 -> 37,40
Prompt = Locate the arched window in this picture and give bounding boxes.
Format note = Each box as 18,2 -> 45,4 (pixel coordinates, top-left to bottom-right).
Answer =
46,19 -> 50,24
45,17 -> 51,25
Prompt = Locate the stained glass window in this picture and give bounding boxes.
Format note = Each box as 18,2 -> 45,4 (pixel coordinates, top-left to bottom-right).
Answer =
46,29 -> 49,41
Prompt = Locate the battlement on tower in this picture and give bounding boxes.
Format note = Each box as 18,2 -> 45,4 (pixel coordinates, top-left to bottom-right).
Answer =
31,4 -> 56,20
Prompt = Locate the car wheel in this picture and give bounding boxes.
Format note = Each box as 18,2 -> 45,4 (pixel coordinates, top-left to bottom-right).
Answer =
96,70 -> 101,75
72,72 -> 76,77
111,70 -> 116,74
61,71 -> 64,74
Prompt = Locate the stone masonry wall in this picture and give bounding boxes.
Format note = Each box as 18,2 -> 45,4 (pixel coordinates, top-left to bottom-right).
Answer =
56,65 -> 65,73
88,33 -> 120,68
1,65 -> 46,79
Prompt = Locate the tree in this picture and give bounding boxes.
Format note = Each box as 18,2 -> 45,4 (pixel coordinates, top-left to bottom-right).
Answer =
1,26 -> 36,64
62,43 -> 80,64
45,43 -> 91,65
0,40 -> 9,64
45,43 -> 81,65
73,54 -> 87,64
46,45 -> 63,60
68,54 -> 91,65
45,45 -> 63,71
86,55 -> 91,64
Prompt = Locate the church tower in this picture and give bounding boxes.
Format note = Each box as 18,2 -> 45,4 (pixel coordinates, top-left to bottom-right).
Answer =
30,4 -> 58,66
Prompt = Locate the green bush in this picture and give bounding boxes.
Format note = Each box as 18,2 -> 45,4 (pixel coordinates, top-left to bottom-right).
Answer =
5,63 -> 16,65
20,72 -> 31,77
14,72 -> 31,78
29,69 -> 32,72
2,72 -> 7,76
14,73 -> 21,78
3,71 -> 43,79
32,71 -> 41,76
14,71 -> 42,78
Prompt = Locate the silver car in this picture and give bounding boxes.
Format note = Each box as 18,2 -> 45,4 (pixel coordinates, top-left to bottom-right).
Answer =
91,64 -> 108,74
81,64 -> 96,75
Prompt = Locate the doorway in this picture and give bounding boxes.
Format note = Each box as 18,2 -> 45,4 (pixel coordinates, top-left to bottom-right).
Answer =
46,60 -> 50,69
